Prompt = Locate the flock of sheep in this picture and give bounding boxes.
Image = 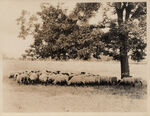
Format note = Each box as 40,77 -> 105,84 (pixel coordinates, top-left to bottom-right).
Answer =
8,70 -> 143,86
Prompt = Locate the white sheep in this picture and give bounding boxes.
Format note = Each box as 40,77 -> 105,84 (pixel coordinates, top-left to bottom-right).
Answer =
135,77 -> 144,86
100,76 -> 118,85
13,72 -> 20,80
47,73 -> 57,83
67,75 -> 85,85
29,72 -> 39,84
39,72 -> 49,84
16,73 -> 26,84
95,75 -> 101,84
84,75 -> 97,84
82,74 -> 101,85
9,72 -> 21,80
88,75 -> 101,84
119,77 -> 143,86
100,76 -> 110,84
17,71 -> 30,84
53,74 -> 69,85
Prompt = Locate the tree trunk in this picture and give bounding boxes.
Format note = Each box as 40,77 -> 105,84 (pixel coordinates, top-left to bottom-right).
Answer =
120,35 -> 130,78
120,52 -> 130,78
116,2 -> 131,79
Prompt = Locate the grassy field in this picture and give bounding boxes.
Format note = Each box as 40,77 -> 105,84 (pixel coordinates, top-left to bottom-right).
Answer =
2,60 -> 147,112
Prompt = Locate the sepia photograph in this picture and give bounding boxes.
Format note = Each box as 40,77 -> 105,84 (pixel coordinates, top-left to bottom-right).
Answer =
0,0 -> 149,115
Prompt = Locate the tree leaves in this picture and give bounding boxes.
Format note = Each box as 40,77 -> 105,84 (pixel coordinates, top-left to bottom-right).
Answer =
17,2 -> 146,62
70,3 -> 101,25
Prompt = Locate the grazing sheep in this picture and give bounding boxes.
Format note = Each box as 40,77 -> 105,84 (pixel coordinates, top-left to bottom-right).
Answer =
118,77 -> 133,86
100,76 -> 118,85
100,76 -> 110,85
84,76 -> 96,84
16,73 -> 27,84
94,75 -> 101,84
47,73 -> 57,84
53,74 -> 69,85
39,72 -> 49,85
67,75 -> 85,85
14,72 -> 20,80
9,72 -> 15,79
109,77 -> 118,85
19,71 -> 31,84
9,72 -> 22,79
118,77 -> 142,86
134,77 -> 143,86
16,75 -> 22,84
83,74 -> 101,85
29,72 -> 39,84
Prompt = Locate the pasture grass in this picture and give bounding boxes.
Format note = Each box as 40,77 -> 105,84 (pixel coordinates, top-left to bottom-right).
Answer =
2,59 -> 147,112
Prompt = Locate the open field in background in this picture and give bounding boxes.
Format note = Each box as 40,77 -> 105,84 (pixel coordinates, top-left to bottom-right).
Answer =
2,60 -> 147,112
3,59 -> 148,80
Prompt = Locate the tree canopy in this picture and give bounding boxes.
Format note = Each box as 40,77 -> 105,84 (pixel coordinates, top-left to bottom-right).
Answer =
17,2 -> 146,62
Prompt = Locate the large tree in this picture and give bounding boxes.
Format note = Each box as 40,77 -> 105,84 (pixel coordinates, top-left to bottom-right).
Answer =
17,3 -> 102,60
102,2 -> 147,78
68,2 -> 146,78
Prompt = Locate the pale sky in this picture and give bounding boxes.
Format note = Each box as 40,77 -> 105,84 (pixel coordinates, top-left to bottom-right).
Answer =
0,0 -> 115,58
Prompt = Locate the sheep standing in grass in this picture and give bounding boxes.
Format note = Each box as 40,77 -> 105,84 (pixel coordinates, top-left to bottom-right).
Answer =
9,72 -> 20,80
67,75 -> 85,85
118,77 -> 143,86
100,76 -> 110,85
26,71 -> 34,84
16,72 -> 27,84
109,77 -> 118,85
83,74 -> 101,85
16,75 -> 22,84
53,74 -> 69,85
14,72 -> 20,80
39,72 -> 49,85
20,71 -> 30,84
100,76 -> 118,85
29,71 -> 39,84
47,73 -> 56,84
83,75 -> 96,84
134,77 -> 143,86
94,75 -> 101,84
118,77 -> 134,86
9,72 -> 15,79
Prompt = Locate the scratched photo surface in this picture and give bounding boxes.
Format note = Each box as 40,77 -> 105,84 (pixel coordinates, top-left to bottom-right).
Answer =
0,0 -> 147,113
